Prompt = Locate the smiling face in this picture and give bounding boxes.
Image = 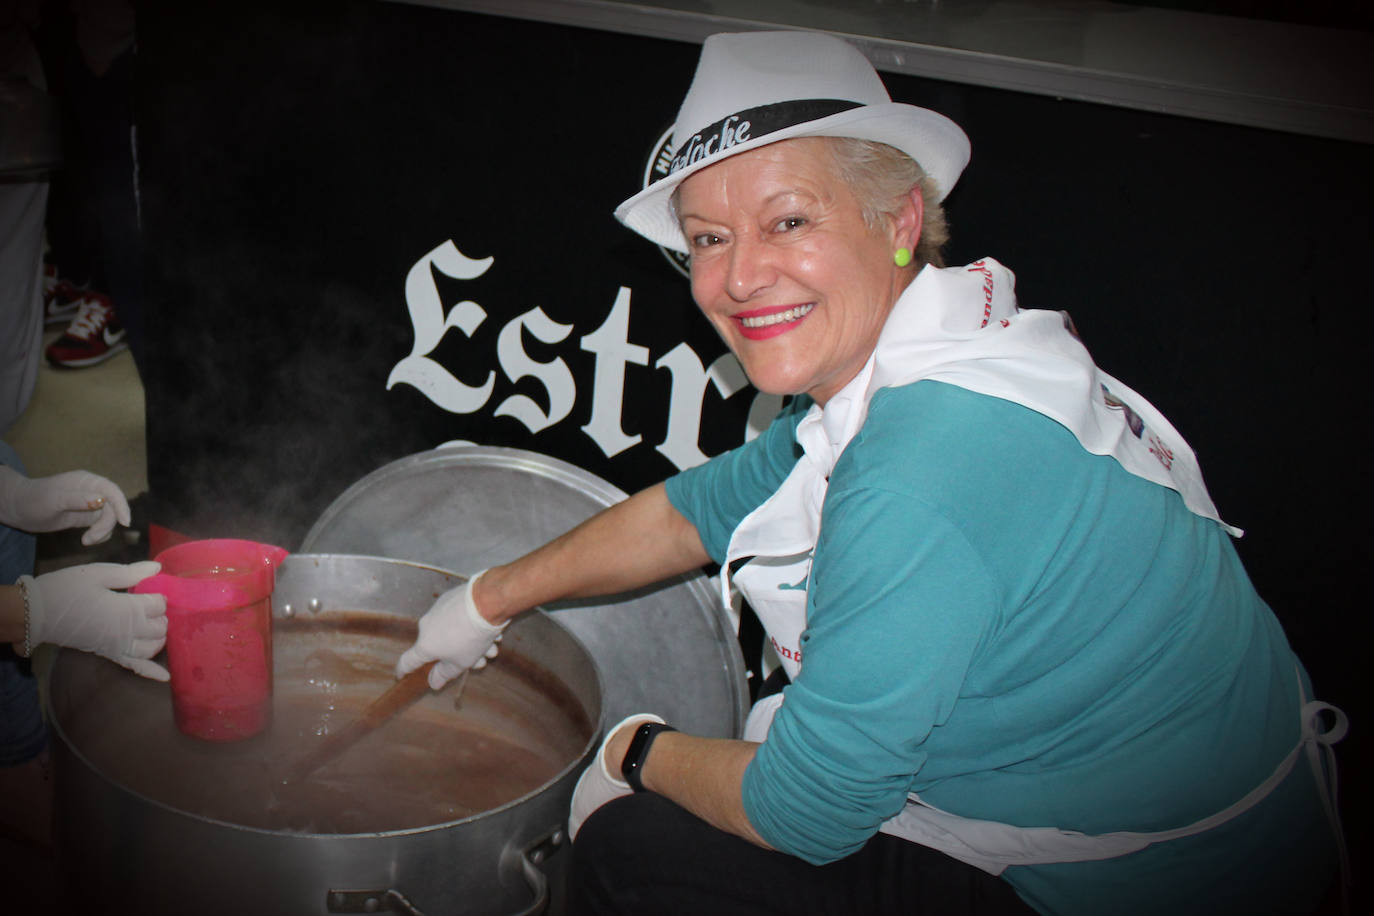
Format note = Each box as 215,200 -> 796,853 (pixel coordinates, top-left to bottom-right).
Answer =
677,138 -> 920,405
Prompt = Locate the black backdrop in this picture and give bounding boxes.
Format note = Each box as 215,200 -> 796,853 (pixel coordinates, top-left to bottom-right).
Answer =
136,0 -> 1370,872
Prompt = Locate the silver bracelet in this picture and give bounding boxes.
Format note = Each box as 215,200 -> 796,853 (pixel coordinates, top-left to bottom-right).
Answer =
17,575 -> 33,658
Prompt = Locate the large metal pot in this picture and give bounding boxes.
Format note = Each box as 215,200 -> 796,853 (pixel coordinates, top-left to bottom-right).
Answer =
49,554 -> 601,916
301,446 -> 750,737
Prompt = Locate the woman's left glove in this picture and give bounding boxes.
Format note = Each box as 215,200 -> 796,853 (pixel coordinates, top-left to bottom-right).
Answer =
0,466 -> 131,545
21,561 -> 168,680
569,713 -> 665,841
396,570 -> 506,690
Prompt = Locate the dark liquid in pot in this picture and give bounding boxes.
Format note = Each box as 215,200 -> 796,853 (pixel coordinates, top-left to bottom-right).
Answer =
52,612 -> 594,833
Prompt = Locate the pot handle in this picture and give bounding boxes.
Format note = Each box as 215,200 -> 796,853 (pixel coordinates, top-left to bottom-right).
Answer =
323,828 -> 565,916
503,826 -> 568,916
325,888 -> 425,915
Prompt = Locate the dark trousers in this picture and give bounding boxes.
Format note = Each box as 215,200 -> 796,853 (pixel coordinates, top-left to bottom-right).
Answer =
567,793 -> 1037,916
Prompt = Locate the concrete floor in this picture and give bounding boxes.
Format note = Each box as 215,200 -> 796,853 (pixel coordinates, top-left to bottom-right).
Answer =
0,327 -> 147,909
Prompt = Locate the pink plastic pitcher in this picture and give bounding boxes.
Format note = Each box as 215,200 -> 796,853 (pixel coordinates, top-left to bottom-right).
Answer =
134,539 -> 289,742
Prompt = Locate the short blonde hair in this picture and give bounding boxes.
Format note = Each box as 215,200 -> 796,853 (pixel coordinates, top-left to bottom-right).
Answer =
823,137 -> 950,269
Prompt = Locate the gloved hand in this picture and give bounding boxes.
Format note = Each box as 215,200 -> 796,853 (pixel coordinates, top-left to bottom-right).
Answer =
21,561 -> 168,680
395,570 -> 506,690
568,713 -> 665,841
0,465 -> 131,545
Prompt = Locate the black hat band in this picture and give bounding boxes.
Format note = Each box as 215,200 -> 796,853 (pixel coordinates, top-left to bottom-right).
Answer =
669,99 -> 863,175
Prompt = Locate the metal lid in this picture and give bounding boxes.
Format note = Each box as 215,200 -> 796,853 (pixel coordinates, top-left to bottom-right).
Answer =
301,445 -> 748,738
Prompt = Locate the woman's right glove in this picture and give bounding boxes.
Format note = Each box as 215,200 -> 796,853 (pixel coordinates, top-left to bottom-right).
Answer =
0,466 -> 131,545
396,570 -> 506,690
21,560 -> 168,680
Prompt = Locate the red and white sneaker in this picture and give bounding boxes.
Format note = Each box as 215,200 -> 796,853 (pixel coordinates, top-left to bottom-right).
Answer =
45,294 -> 129,368
41,264 -> 88,326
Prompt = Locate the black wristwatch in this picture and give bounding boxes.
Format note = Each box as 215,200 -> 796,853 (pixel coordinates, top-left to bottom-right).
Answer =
620,722 -> 676,792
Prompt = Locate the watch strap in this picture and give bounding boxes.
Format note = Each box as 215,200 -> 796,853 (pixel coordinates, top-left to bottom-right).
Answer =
620,722 -> 676,792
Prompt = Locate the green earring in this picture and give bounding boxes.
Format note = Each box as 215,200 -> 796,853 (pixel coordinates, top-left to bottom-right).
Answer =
894,248 -> 913,268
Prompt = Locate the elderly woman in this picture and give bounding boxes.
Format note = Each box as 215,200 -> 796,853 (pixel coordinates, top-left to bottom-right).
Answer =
398,31 -> 1344,915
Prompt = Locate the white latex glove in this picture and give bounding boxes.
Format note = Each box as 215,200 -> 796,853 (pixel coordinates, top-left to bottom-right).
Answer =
0,465 -> 131,545
22,561 -> 169,680
395,570 -> 506,690
569,713 -> 665,841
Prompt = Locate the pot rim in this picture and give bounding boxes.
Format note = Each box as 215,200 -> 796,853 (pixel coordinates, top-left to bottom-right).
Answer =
46,564 -> 605,839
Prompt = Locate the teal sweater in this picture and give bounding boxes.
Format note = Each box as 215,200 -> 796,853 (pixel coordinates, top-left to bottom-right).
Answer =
665,381 -> 1334,915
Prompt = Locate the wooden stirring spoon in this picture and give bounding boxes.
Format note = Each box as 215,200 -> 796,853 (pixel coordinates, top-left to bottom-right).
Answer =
284,661 -> 466,784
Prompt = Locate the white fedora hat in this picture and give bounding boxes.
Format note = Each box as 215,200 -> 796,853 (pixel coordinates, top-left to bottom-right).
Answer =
614,30 -> 971,254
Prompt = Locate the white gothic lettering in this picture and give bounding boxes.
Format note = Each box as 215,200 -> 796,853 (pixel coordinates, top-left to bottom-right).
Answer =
389,240 -> 780,471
